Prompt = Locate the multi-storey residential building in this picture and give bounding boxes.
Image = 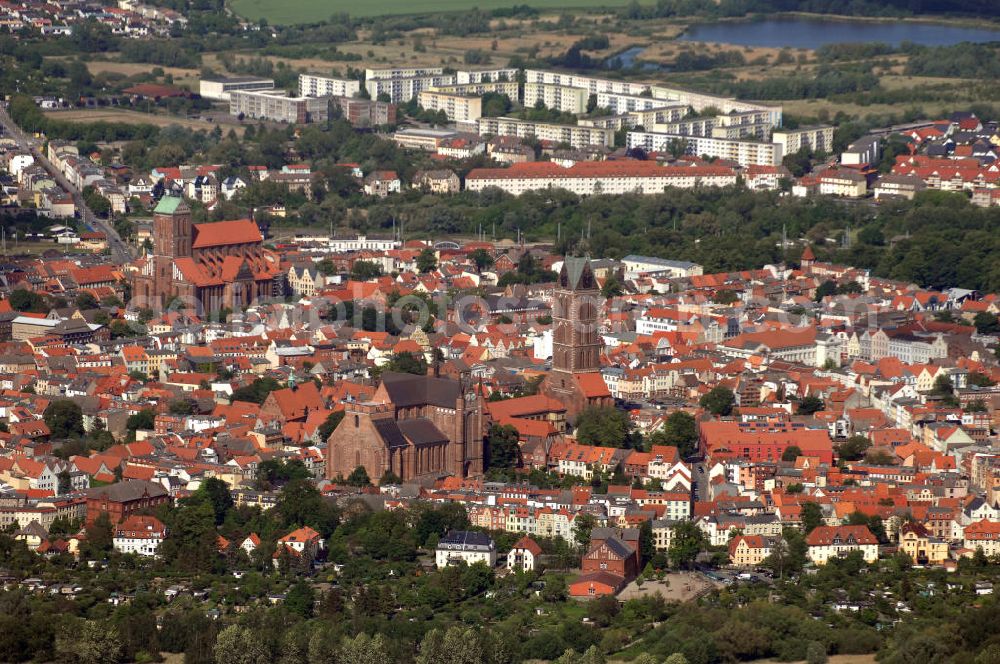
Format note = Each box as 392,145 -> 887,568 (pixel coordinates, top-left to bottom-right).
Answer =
818,169 -> 869,197
113,515 -> 166,556
416,90 -> 482,122
229,90 -> 331,124
476,117 -> 614,149
298,73 -> 360,99
328,96 -> 396,127
435,530 -> 496,568
365,67 -> 444,80
964,519 -> 1000,557
806,525 -> 879,564
523,83 -> 590,115
627,132 -> 782,167
365,74 -> 457,103
466,161 -> 738,196
455,68 -> 519,84
772,125 -> 835,156
728,534 -> 775,567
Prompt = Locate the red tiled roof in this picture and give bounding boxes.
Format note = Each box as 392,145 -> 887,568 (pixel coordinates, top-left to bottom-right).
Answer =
192,219 -> 262,249
467,161 -> 736,181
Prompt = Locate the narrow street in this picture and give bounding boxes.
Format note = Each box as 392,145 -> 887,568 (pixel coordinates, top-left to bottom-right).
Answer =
0,103 -> 135,264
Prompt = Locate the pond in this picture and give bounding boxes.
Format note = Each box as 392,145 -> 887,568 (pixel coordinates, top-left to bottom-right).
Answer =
678,17 -> 1000,49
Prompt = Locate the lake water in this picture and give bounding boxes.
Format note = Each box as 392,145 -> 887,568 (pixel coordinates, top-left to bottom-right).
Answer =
678,17 -> 1000,49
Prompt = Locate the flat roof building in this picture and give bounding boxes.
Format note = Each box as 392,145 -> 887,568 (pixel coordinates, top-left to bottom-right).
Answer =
229,89 -> 331,124
299,74 -> 360,99
200,76 -> 275,101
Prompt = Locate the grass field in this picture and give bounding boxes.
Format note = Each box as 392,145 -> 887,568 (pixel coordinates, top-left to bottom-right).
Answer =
43,109 -> 243,135
229,0 -> 645,24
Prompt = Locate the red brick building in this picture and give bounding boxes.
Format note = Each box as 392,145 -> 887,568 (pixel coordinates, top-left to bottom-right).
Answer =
259,380 -> 325,425
84,480 -> 171,526
541,256 -> 612,420
131,196 -> 279,314
326,372 -> 485,484
580,527 -> 641,583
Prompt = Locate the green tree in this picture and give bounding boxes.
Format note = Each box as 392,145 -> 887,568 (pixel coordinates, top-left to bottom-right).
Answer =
574,406 -> 634,448
43,400 -> 84,438
214,625 -> 269,664
601,274 -> 624,298
317,410 -> 345,442
814,280 -> 837,301
160,500 -> 220,573
275,478 -> 339,536
346,466 -> 372,487
231,376 -> 281,404
75,292 -> 99,310
380,351 -> 427,376
126,408 -> 156,434
649,411 -> 699,457
285,580 -> 315,619
668,521 -> 704,569
339,633 -> 391,664
169,397 -> 196,415
801,501 -> 824,534
191,477 -> 233,525
9,288 -> 48,313
83,512 -> 114,557
798,395 -> 825,415
350,260 -> 383,280
574,512 -> 597,547
487,423 -> 520,470
468,248 -> 494,272
700,386 -> 735,416
416,248 -> 437,273
57,470 -> 72,495
781,445 -> 803,462
837,434 -> 871,461
973,312 -> 999,334
58,620 -> 124,664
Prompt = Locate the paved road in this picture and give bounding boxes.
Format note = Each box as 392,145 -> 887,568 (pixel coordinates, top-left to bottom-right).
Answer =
0,104 -> 135,264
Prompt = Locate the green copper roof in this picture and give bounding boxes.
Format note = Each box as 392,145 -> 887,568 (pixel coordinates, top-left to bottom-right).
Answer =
154,196 -> 184,215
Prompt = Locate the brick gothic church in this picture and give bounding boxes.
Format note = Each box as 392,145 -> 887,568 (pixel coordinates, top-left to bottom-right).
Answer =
541,256 -> 612,419
131,196 -> 279,313
325,372 -> 485,484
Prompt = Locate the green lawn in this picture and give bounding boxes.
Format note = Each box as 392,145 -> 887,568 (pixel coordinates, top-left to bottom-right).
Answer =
229,0 -> 638,23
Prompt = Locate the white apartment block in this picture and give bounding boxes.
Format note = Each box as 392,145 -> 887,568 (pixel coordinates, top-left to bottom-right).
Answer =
365,67 -> 444,80
431,80 -> 519,99
476,116 -> 614,148
627,131 -> 782,167
523,69 -> 649,96
365,74 -> 457,103
465,162 -> 738,196
417,90 -> 482,122
772,125 -> 835,156
521,69 -> 783,127
597,92 -> 671,115
456,68 -> 519,84
523,83 -> 590,115
229,90 -> 331,124
298,74 -> 360,99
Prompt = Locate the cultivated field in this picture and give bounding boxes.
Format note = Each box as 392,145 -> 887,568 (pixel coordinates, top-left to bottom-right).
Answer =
229,0 -> 647,24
